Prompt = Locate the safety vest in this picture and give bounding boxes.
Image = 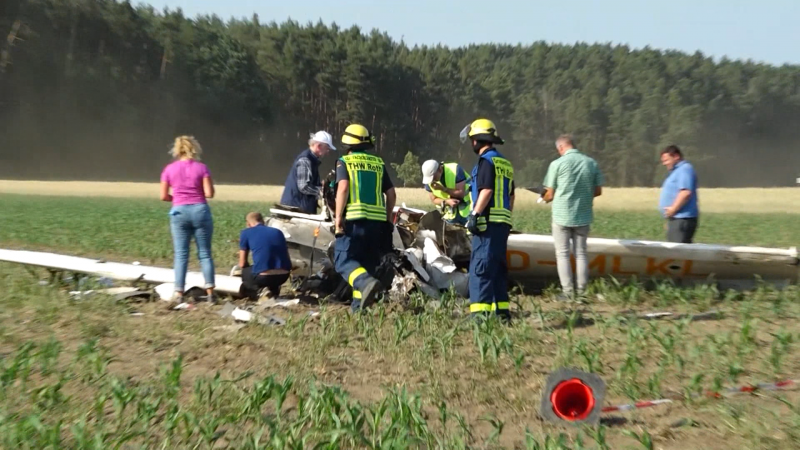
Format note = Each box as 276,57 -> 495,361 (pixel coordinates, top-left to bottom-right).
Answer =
340,152 -> 387,222
470,149 -> 514,225
429,163 -> 472,221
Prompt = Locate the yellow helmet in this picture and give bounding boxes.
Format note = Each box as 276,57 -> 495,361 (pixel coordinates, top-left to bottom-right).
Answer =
341,123 -> 375,149
460,118 -> 504,145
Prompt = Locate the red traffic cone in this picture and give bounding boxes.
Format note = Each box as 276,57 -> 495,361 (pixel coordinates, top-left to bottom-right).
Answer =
540,368 -> 606,425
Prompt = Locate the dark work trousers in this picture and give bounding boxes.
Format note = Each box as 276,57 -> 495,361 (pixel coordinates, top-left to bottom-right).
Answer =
333,219 -> 393,311
666,217 -> 698,243
240,266 -> 290,300
468,222 -> 511,320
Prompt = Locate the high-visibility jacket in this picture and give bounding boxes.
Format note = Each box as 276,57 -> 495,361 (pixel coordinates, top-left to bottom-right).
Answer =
340,152 -> 387,221
429,162 -> 472,221
470,149 -> 514,225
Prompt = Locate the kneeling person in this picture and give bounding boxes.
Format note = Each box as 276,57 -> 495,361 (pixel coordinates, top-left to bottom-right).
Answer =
421,159 -> 472,226
238,212 -> 292,299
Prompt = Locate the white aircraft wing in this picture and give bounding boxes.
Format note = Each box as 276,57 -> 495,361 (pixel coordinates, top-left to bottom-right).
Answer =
0,249 -> 243,295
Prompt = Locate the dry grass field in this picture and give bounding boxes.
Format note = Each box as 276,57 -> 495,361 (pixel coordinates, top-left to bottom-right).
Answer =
1,180 -> 799,213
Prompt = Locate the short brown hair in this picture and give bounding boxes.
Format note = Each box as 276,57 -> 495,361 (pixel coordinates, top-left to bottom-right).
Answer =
246,212 -> 264,224
661,145 -> 683,158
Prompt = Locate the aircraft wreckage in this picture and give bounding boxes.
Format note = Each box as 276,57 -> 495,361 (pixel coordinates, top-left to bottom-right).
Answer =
265,179 -> 799,302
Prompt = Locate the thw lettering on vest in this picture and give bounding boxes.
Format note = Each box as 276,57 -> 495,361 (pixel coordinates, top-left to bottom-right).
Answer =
492,158 -> 514,179
346,161 -> 382,172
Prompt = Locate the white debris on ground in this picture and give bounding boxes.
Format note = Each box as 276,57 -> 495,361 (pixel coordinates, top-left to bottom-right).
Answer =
69,286 -> 149,301
214,302 -> 286,326
389,273 -> 417,302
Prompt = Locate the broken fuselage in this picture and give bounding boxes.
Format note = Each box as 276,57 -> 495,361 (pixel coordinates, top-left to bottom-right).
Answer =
265,203 -> 799,293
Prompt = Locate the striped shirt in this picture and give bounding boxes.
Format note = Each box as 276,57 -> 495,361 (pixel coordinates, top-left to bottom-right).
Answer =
543,149 -> 604,227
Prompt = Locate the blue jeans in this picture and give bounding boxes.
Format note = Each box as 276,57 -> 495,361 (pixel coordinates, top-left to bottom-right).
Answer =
169,203 -> 215,291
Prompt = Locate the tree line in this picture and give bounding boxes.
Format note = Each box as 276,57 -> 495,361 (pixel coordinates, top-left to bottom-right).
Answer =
2,0 -> 799,187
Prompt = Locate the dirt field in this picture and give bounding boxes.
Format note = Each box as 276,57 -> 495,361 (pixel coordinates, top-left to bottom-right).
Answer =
1,180 -> 799,213
1,184 -> 800,448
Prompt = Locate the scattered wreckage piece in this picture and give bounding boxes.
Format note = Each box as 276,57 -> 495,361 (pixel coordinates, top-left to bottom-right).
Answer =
217,301 -> 286,326
69,286 -> 154,302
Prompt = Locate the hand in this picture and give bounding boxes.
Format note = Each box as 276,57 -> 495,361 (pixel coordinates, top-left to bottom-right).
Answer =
444,198 -> 460,207
663,206 -> 677,218
335,222 -> 345,237
466,213 -> 486,235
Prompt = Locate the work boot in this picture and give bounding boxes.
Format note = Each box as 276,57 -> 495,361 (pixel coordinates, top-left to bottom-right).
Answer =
359,278 -> 383,309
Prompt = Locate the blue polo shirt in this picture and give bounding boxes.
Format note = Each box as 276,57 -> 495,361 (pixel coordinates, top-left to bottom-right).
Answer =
239,224 -> 292,274
659,160 -> 698,219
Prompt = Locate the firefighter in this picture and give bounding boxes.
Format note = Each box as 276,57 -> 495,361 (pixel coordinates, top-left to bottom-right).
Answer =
420,159 -> 473,226
461,118 -> 515,322
333,123 -> 397,312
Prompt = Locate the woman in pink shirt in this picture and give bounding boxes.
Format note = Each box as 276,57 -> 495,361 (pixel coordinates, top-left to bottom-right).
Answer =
160,136 -> 216,303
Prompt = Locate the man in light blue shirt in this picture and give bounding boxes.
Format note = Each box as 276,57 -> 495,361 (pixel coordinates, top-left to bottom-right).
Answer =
658,145 -> 699,243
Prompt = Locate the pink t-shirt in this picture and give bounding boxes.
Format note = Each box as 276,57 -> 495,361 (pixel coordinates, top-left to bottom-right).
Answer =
160,159 -> 211,206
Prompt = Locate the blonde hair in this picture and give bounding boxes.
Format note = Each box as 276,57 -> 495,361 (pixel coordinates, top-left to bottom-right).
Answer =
170,135 -> 202,160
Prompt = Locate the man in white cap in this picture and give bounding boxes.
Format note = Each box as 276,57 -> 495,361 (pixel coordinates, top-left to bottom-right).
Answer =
280,131 -> 336,214
421,159 -> 472,225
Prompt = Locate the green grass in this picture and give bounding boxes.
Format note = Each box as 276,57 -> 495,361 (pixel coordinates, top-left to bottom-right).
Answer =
1,193 -> 800,448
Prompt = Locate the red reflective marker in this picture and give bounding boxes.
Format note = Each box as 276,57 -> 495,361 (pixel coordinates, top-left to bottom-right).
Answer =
550,378 -> 595,421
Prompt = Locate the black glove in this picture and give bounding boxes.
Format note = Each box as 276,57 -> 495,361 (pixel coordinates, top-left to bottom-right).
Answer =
466,213 -> 486,235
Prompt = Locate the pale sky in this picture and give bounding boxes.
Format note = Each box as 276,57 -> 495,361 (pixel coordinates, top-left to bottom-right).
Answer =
138,0 -> 800,66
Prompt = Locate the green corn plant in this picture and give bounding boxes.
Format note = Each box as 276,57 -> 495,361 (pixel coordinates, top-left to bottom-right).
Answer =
623,429 -> 654,450
514,351 -> 525,375
575,338 -> 602,374
646,367 -> 664,398
768,329 -> 794,374
37,337 -> 62,377
684,373 -> 705,406
274,375 -> 294,422
32,376 -> 68,411
481,415 -> 504,446
393,315 -> 413,346
241,376 -> 276,419
110,378 -> 137,423
161,354 -> 184,399
524,428 -> 571,450
584,424 -> 609,450
617,350 -> 643,400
